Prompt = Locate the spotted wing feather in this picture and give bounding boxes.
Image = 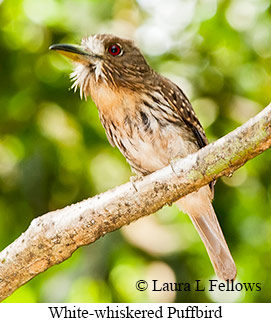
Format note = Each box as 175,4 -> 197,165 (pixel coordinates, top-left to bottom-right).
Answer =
158,77 -> 208,149
158,76 -> 215,194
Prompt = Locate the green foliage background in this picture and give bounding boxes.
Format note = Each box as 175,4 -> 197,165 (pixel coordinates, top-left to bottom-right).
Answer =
0,0 -> 270,303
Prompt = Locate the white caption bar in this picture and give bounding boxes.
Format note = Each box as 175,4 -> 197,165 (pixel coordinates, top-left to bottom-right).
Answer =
0,303 -> 268,322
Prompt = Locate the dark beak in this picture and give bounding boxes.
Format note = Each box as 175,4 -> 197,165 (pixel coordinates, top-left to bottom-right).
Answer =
49,44 -> 90,63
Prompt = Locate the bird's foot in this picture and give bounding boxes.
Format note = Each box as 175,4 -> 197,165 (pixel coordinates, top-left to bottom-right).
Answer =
130,174 -> 144,192
169,157 -> 180,175
130,174 -> 144,182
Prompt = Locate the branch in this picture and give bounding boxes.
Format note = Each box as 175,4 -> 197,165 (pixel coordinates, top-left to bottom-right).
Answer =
0,103 -> 270,301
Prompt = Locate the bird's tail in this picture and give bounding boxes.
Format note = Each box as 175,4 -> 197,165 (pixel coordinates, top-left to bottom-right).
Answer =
176,185 -> 237,281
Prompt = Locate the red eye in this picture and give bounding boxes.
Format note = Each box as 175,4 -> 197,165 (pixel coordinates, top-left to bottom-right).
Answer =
108,44 -> 122,56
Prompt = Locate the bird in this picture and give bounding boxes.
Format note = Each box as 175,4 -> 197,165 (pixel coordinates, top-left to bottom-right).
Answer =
50,34 -> 237,280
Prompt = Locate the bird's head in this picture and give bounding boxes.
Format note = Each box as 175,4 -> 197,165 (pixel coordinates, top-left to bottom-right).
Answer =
50,34 -> 152,99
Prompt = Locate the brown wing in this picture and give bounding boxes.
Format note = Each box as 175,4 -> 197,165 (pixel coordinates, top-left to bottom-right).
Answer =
158,76 -> 208,149
158,76 -> 215,195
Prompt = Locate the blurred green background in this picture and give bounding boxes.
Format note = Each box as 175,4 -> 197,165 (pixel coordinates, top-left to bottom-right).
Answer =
0,0 -> 271,303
